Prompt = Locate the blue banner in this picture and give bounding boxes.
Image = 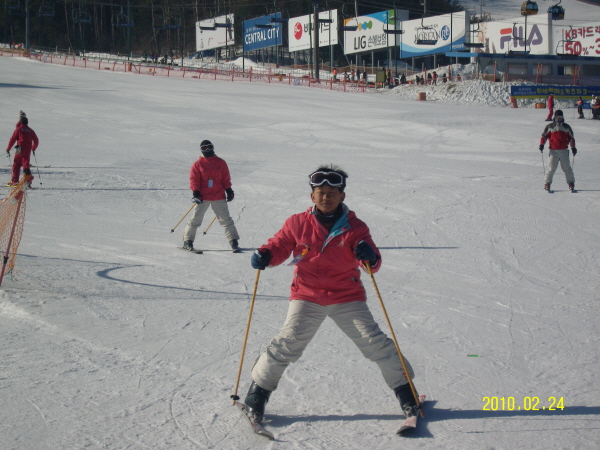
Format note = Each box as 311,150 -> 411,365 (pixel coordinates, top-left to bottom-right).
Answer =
243,13 -> 283,52
510,85 -> 600,98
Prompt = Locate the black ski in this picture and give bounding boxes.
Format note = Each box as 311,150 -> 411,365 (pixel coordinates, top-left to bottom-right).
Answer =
178,247 -> 203,254
235,401 -> 275,440
397,395 -> 426,436
232,248 -> 242,253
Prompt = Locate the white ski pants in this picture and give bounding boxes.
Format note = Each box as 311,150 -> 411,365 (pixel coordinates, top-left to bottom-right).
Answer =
183,200 -> 239,243
545,149 -> 575,186
251,300 -> 414,392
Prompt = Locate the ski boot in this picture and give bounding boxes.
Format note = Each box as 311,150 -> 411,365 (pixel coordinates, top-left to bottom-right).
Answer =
182,240 -> 194,251
230,239 -> 240,252
394,383 -> 419,418
544,183 -> 551,192
243,381 -> 272,423
569,183 -> 575,192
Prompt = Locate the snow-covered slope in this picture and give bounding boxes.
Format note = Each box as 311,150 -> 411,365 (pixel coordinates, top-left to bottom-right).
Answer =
1,55 -> 599,450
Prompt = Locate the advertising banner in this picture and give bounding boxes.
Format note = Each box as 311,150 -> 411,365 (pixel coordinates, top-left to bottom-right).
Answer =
399,11 -> 469,58
473,14 -> 551,55
196,14 -> 235,52
342,9 -> 409,55
553,22 -> 600,57
243,13 -> 283,52
288,10 -> 338,52
510,85 -> 600,98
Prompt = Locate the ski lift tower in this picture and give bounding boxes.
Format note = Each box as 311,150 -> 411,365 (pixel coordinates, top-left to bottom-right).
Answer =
313,0 -> 320,80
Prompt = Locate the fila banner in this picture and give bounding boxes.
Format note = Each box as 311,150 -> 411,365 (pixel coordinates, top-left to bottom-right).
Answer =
473,14 -> 551,55
288,10 -> 338,52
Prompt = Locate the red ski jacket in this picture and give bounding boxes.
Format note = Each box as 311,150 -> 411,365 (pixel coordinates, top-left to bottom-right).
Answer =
259,205 -> 382,306
540,122 -> 575,151
6,124 -> 39,154
189,155 -> 232,201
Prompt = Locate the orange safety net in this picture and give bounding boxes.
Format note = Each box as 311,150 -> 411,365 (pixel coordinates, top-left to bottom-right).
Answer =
0,176 -> 29,284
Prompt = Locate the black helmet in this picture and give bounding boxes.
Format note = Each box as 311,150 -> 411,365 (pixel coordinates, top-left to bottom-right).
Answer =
200,140 -> 215,156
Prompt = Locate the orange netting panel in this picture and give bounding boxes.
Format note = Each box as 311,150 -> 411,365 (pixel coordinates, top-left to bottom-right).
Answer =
0,176 -> 29,281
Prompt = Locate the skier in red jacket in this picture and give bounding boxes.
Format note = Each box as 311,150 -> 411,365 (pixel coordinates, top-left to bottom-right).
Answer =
545,94 -> 555,121
6,116 -> 38,187
539,110 -> 577,192
182,140 -> 240,253
241,164 -> 418,424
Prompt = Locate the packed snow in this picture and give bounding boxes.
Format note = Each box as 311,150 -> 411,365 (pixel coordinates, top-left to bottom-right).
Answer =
1,33 -> 600,450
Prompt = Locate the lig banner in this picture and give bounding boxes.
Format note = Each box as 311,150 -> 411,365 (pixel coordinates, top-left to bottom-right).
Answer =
288,10 -> 338,52
243,13 -> 283,52
473,14 -> 551,55
399,11 -> 469,58
196,14 -> 235,51
343,10 -> 409,55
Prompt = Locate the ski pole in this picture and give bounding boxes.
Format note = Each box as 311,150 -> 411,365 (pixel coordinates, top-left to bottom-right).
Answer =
365,261 -> 424,418
203,216 -> 217,235
231,269 -> 261,405
541,152 -> 545,175
33,152 -> 42,185
170,204 -> 196,233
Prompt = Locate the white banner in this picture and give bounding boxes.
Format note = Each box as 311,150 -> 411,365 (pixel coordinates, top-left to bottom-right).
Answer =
343,10 -> 409,55
400,11 -> 469,58
196,14 -> 235,52
553,22 -> 600,57
288,10 -> 338,52
473,14 -> 551,55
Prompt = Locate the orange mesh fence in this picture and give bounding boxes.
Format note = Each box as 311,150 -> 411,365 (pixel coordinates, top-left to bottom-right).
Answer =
0,176 -> 29,285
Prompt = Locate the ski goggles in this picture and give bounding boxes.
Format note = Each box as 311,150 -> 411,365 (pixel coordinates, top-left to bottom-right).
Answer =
308,171 -> 345,187
201,144 -> 214,151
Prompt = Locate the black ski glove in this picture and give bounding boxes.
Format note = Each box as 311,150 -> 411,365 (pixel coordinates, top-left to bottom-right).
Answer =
539,144 -> 544,152
572,147 -> 577,155
192,190 -> 203,204
225,188 -> 234,202
354,240 -> 378,267
251,249 -> 271,270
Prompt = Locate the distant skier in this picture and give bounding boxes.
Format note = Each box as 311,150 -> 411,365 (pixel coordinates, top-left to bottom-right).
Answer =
5,115 -> 38,187
539,110 -> 577,192
182,140 -> 240,253
576,97 -> 584,119
241,164 -> 418,424
545,94 -> 555,121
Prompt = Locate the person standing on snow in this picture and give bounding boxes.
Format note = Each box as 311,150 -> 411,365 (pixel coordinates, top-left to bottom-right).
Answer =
539,110 -> 577,192
241,164 -> 418,424
182,140 -> 240,253
6,116 -> 38,187
545,94 -> 555,121
576,97 -> 584,119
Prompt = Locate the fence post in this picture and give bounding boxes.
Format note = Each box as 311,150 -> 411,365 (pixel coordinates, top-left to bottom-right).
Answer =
232,66 -> 234,82
250,67 -> 253,82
